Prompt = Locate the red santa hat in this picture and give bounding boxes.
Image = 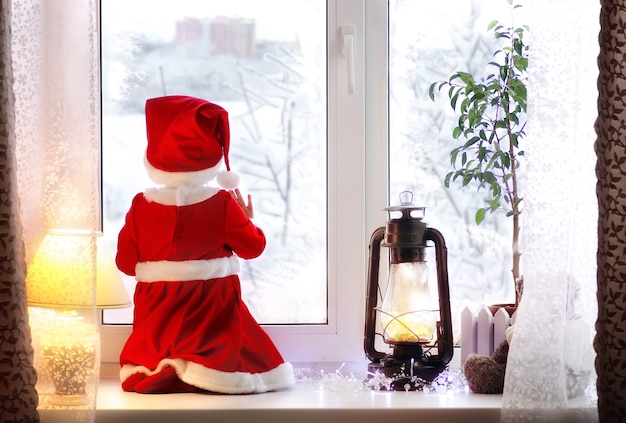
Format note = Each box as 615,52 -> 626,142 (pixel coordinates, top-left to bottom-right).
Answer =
143,95 -> 240,189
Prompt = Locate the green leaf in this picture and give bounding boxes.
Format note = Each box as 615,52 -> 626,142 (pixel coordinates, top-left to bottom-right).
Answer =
448,85 -> 455,99
451,91 -> 460,109
483,171 -> 496,183
495,119 -> 507,129
463,136 -> 480,148
477,145 -> 488,161
495,32 -> 510,40
457,71 -> 475,85
471,91 -> 487,104
487,20 -> 499,31
475,208 -> 486,225
499,65 -> 509,80
513,39 -> 523,56
450,148 -> 460,165
502,154 -> 511,168
428,83 -> 436,101
444,172 -> 453,188
460,98 -> 470,113
512,80 -> 527,98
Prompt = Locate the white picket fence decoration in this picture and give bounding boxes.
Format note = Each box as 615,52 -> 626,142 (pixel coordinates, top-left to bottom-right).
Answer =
460,306 -> 516,365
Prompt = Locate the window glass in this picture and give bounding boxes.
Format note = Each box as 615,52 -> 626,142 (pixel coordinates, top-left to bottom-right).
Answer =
388,0 -> 526,317
101,0 -> 327,325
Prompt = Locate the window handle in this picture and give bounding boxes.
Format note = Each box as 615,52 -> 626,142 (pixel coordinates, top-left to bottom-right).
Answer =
341,25 -> 356,95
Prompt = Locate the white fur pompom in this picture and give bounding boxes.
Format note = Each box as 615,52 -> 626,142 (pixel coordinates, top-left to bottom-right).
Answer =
217,170 -> 240,190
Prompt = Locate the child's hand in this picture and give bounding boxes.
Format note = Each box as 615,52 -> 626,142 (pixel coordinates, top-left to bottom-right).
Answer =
232,188 -> 254,219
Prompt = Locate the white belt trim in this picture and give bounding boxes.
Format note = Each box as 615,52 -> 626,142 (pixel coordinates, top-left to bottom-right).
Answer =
135,256 -> 240,282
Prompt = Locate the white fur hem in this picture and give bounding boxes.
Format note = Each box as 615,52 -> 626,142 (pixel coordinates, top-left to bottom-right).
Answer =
135,256 -> 240,282
121,360 -> 295,394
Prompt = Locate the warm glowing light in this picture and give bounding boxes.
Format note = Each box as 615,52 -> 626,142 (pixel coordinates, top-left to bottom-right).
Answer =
381,311 -> 435,343
26,229 -> 131,308
26,229 -> 130,406
379,261 -> 437,343
40,310 -> 99,405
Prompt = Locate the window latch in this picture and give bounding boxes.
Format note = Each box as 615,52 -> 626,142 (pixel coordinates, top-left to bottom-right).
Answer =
341,24 -> 356,95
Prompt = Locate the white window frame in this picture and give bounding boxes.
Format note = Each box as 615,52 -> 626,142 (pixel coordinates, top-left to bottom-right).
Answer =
99,0 -> 389,370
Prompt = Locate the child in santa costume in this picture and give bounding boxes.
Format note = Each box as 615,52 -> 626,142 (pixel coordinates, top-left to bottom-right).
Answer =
116,95 -> 295,394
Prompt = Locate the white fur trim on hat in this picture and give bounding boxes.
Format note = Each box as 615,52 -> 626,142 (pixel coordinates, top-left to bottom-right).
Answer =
145,155 -> 220,188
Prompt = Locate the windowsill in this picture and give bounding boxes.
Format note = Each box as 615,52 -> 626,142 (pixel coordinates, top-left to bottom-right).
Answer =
41,362 -> 503,423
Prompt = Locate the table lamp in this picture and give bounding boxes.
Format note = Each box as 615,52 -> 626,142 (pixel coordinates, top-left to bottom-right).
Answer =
26,229 -> 131,406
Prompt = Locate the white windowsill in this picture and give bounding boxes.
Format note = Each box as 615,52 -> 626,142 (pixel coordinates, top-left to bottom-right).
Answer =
43,362 -> 503,423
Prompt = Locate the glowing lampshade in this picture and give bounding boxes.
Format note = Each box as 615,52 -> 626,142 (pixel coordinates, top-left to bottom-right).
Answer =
26,229 -> 130,406
26,229 -> 130,309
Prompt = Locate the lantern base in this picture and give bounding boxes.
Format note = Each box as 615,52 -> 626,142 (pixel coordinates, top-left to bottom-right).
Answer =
366,357 -> 447,391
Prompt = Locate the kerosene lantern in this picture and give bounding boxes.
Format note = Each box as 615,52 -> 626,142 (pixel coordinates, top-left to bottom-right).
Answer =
364,191 -> 453,390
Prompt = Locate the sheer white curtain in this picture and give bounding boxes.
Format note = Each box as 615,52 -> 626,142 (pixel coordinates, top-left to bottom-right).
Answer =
13,0 -> 100,245
502,0 -> 599,421
12,0 -> 100,418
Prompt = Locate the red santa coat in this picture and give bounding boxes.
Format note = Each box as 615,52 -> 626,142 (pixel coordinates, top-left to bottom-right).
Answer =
116,186 -> 294,393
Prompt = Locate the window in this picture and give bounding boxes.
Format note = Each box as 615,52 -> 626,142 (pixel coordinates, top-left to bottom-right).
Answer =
100,0 -> 522,365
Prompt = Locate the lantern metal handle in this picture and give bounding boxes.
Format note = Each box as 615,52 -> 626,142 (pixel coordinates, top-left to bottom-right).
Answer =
364,226 -> 386,362
423,227 -> 454,366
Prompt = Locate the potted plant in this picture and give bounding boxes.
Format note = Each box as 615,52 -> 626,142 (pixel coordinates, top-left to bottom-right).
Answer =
428,8 -> 528,308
